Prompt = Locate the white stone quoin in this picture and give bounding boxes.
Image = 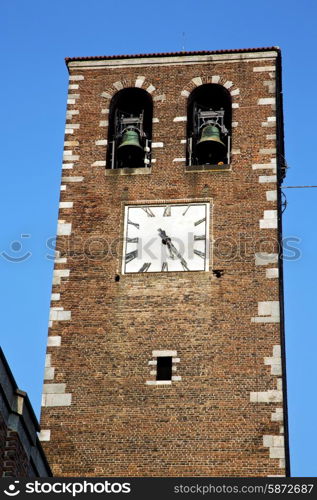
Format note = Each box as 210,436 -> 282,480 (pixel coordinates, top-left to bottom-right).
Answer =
251,301 -> 280,323
255,253 -> 278,266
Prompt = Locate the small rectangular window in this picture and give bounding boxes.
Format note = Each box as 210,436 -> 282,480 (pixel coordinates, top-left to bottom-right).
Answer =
156,356 -> 172,381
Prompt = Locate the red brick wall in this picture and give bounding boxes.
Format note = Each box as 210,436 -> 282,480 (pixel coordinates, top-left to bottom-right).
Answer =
40,51 -> 287,476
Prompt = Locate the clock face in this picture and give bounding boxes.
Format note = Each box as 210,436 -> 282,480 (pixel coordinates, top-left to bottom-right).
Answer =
122,203 -> 209,273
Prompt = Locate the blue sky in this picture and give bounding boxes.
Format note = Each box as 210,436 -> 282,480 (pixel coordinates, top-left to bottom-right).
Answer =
1,0 -> 316,477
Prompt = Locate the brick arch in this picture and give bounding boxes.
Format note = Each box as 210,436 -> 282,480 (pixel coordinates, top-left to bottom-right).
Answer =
180,76 -> 240,103
101,76 -> 165,103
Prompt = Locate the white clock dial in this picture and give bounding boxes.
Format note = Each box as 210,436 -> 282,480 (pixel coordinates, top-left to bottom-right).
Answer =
122,203 -> 209,273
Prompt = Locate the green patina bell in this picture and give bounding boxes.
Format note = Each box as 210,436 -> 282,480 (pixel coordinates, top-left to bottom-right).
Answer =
196,124 -> 226,148
118,129 -> 143,151
117,129 -> 144,168
196,124 -> 226,164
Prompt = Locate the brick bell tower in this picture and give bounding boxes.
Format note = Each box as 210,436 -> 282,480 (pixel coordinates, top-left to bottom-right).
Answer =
39,47 -> 290,477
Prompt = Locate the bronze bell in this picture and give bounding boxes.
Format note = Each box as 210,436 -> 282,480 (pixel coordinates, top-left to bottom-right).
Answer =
196,124 -> 226,164
117,129 -> 144,167
118,129 -> 143,151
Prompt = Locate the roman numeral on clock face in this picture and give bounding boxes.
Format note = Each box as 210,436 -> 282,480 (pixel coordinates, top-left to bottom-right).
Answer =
161,262 -> 168,271
128,219 -> 140,229
125,250 -> 138,263
139,262 -> 151,272
127,237 -> 139,243
182,205 -> 190,216
180,258 -> 189,271
142,207 -> 155,217
163,206 -> 171,217
194,217 -> 206,227
194,249 -> 205,259
194,235 -> 206,241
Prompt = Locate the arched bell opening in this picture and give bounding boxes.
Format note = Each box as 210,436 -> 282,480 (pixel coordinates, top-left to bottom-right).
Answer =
186,84 -> 232,166
107,88 -> 153,169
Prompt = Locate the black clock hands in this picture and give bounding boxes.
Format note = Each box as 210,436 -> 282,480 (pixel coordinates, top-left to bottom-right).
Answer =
158,228 -> 175,259
158,228 -> 189,270
158,228 -> 171,246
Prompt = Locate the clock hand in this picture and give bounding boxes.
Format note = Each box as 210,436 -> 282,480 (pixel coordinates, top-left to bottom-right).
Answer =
158,229 -> 189,268
167,241 -> 189,268
158,228 -> 171,245
158,228 -> 175,259
166,244 -> 175,260
169,243 -> 189,270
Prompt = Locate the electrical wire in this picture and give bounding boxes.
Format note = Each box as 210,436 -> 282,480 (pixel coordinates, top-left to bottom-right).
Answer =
282,185 -> 317,188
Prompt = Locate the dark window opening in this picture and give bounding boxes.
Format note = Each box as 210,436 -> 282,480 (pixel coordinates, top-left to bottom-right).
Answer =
186,84 -> 232,166
107,88 -> 153,169
156,356 -> 172,381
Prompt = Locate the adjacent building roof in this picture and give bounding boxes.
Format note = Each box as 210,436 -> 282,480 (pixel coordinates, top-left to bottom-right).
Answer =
0,348 -> 52,477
